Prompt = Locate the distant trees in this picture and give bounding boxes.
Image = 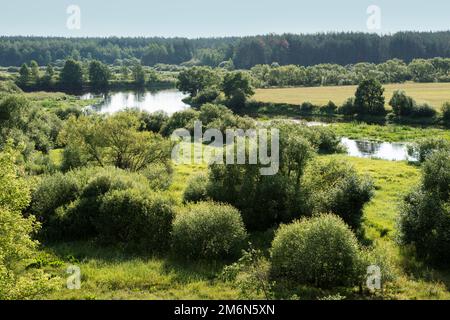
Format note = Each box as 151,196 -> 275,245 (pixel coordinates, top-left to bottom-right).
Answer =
354,79 -> 386,116
17,64 -> 31,87
132,62 -> 146,87
88,60 -> 110,89
60,59 -> 83,91
389,90 -> 416,116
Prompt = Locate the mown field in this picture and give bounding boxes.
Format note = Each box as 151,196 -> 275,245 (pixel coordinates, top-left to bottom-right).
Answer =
254,82 -> 450,109
40,153 -> 450,300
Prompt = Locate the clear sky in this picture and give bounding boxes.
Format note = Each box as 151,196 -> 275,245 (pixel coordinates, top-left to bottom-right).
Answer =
1,0 -> 449,38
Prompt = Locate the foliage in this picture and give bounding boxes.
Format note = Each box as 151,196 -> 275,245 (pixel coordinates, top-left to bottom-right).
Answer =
96,189 -> 175,252
172,202 -> 247,260
354,79 -> 386,116
222,71 -> 255,110
301,159 -> 374,230
270,214 -> 364,289
0,144 -> 57,299
59,59 -> 83,90
183,173 -> 209,203
177,66 -> 222,97
407,137 -> 450,163
89,60 -> 110,89
389,90 -> 416,116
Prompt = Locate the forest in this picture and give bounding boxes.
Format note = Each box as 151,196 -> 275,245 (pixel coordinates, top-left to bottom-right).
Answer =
3,31 -> 450,68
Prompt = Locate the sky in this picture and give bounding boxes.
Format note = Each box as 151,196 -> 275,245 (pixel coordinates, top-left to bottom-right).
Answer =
1,0 -> 449,38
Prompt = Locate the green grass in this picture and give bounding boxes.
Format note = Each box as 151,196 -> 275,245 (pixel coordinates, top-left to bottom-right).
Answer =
330,122 -> 450,142
39,153 -> 450,300
254,82 -> 450,110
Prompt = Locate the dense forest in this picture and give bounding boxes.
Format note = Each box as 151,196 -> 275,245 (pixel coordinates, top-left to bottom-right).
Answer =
3,31 -> 450,68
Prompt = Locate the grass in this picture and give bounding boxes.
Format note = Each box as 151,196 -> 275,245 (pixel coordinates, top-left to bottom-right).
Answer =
330,122 -> 450,142
254,82 -> 450,110
39,153 -> 450,300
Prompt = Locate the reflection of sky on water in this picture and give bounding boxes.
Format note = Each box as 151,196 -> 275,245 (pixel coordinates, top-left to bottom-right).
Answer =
81,89 -> 190,115
341,137 -> 416,161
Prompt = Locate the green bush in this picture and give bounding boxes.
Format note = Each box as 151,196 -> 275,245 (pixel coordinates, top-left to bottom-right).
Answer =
411,103 -> 437,118
338,98 -> 357,115
96,189 -> 175,252
140,162 -> 173,190
389,90 -> 416,116
301,159 -> 374,230
160,109 -> 199,136
172,202 -> 247,260
407,137 -> 450,163
138,111 -> 168,133
442,102 -> 450,126
270,214 -> 363,288
399,150 -> 450,266
183,173 -> 209,203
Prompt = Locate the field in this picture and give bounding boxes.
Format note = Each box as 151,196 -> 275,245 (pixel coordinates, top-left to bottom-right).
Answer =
254,82 -> 450,109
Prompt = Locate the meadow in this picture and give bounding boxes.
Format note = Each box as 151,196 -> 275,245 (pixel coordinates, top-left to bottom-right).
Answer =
254,82 -> 450,109
37,153 -> 450,300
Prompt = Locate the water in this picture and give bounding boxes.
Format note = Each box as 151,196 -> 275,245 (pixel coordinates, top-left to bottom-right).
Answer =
80,89 -> 190,115
341,137 -> 416,161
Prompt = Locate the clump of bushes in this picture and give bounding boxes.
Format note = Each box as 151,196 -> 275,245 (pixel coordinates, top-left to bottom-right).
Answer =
96,189 -> 174,252
399,150 -> 450,266
301,159 -> 374,230
270,214 -> 364,288
172,202 -> 247,260
407,137 -> 450,163
183,173 -> 209,203
31,165 -> 176,252
389,90 -> 437,119
442,102 -> 450,126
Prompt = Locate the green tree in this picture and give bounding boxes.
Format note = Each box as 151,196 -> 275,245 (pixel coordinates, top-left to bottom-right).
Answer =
222,71 -> 255,110
0,143 -> 57,299
132,62 -> 146,87
389,90 -> 416,116
89,60 -> 110,89
60,59 -> 83,90
354,79 -> 386,115
176,66 -> 221,97
17,64 -> 31,87
41,64 -> 55,88
30,60 -> 40,83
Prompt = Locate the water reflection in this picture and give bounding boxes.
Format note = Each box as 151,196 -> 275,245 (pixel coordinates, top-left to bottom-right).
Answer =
81,89 -> 190,115
341,137 -> 416,161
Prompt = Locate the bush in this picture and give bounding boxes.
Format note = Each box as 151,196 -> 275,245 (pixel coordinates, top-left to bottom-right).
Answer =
338,98 -> 357,115
140,162 -> 173,190
399,150 -> 450,266
172,202 -> 247,260
319,101 -> 337,114
389,90 -> 416,116
301,159 -> 374,230
407,137 -> 450,163
183,173 -> 209,203
442,102 -> 450,126
299,102 -> 315,113
96,189 -> 175,252
160,109 -> 199,136
270,214 -> 363,288
191,87 -> 220,106
411,103 -> 437,118
139,111 -> 169,133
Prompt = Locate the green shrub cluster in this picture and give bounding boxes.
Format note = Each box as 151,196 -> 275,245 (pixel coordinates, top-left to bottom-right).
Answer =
172,202 -> 247,260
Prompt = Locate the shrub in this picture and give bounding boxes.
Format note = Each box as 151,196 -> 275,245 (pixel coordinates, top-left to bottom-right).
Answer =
183,173 -> 209,203
338,98 -> 357,115
300,102 -> 315,113
191,87 -> 220,106
407,137 -> 450,163
389,90 -> 416,116
301,159 -> 374,230
96,189 -> 175,252
399,150 -> 450,266
270,214 -> 363,288
442,102 -> 450,126
139,111 -> 169,133
172,202 -> 247,260
160,109 -> 199,136
140,162 -> 173,190
319,101 -> 337,114
411,103 -> 437,118
30,172 -> 80,223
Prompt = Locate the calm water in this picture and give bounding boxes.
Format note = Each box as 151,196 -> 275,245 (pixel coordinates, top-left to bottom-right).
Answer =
80,89 -> 190,115
341,138 -> 416,161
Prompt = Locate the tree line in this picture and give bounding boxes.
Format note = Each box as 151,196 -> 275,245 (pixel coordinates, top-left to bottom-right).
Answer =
3,31 -> 450,68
